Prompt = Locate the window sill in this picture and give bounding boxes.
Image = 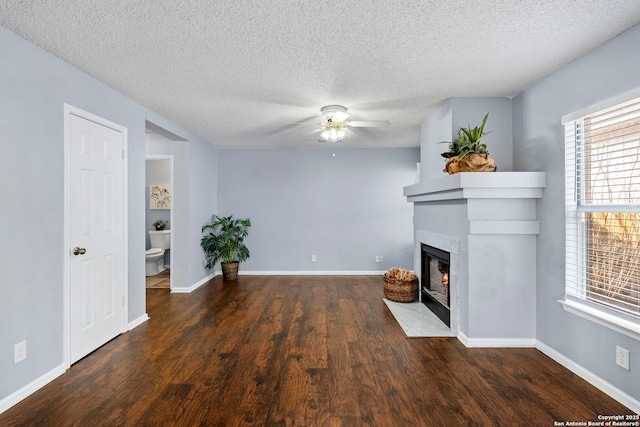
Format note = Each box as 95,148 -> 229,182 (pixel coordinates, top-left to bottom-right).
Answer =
559,299 -> 640,342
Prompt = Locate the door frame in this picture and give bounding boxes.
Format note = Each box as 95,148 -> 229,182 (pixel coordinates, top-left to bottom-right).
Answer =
63,103 -> 129,368
145,154 -> 174,290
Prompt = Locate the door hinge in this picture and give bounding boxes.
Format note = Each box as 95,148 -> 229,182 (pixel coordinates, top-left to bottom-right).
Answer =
122,150 -> 125,160
122,296 -> 126,307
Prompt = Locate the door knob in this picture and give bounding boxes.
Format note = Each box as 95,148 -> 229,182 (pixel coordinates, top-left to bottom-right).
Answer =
72,247 -> 86,255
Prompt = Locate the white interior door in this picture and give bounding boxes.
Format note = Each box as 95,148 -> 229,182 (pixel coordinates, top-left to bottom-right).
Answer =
67,110 -> 126,364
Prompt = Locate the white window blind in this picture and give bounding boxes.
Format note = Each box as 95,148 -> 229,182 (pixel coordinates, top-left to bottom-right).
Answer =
564,97 -> 640,318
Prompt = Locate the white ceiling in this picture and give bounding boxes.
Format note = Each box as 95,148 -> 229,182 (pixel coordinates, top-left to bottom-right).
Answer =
2,1 -> 640,148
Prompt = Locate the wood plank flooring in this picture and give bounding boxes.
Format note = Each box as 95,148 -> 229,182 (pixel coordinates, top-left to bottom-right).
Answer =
0,275 -> 633,426
146,269 -> 170,288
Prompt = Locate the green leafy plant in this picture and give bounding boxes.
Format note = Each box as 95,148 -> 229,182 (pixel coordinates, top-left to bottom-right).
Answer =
152,220 -> 168,231
200,214 -> 251,269
440,112 -> 491,160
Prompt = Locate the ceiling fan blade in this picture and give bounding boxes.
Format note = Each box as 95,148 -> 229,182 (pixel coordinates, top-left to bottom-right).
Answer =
347,120 -> 390,128
332,111 -> 350,122
304,128 -> 323,136
289,121 -> 323,126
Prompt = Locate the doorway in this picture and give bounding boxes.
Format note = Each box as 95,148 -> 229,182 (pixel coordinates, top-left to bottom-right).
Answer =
144,121 -> 187,294
145,155 -> 173,289
64,104 -> 128,366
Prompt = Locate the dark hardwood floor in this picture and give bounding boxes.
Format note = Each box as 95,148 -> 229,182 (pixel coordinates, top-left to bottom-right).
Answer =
0,275 -> 633,426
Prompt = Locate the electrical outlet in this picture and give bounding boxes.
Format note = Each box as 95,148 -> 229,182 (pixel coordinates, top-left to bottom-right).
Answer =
14,341 -> 27,364
375,256 -> 384,263
311,254 -> 317,262
616,346 -> 629,370
375,256 -> 380,263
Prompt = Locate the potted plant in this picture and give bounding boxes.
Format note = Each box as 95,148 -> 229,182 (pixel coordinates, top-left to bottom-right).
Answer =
200,214 -> 251,281
152,220 -> 168,231
440,112 -> 497,174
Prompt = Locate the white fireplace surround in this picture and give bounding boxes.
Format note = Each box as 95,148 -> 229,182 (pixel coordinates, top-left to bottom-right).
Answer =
414,230 -> 461,336
405,172 -> 546,347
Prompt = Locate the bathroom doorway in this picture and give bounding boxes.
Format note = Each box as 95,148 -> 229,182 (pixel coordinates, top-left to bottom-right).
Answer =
145,121 -> 187,293
145,155 -> 173,289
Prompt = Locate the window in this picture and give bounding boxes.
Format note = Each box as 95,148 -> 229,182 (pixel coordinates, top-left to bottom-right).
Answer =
563,95 -> 640,331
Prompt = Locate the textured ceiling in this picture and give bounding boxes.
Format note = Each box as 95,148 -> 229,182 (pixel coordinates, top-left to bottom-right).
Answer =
1,1 -> 640,148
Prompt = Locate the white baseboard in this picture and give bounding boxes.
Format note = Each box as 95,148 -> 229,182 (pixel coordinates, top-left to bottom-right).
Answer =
535,340 -> 640,414
0,363 -> 66,415
457,331 -> 536,348
171,272 -> 217,293
238,270 -> 387,276
128,313 -> 149,330
168,270 -> 385,293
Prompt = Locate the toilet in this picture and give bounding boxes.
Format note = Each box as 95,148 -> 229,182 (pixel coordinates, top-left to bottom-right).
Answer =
146,229 -> 171,276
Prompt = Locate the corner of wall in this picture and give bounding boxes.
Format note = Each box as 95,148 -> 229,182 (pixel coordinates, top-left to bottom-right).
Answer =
420,100 -> 453,181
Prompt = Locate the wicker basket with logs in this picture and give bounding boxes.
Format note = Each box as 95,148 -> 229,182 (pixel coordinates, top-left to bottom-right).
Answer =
383,267 -> 418,303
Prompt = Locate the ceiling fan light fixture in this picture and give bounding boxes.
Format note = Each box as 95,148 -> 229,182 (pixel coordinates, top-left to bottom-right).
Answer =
320,125 -> 345,142
332,111 -> 350,123
320,105 -> 348,142
316,104 -> 387,143
330,127 -> 345,141
321,105 -> 348,122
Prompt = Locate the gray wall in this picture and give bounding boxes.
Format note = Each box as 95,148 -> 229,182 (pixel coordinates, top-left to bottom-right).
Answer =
420,101 -> 452,181
217,148 -> 419,272
186,135 -> 218,285
145,132 -> 174,156
0,26 -> 218,402
513,23 -> 640,400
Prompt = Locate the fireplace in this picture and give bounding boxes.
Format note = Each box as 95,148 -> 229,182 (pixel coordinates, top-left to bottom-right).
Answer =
407,173 -> 545,344
421,244 -> 450,327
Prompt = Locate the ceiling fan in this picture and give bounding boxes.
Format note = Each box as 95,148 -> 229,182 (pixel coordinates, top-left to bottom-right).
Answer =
317,105 -> 390,142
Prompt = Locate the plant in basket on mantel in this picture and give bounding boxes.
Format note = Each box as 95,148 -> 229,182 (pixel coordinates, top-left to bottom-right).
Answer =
201,214 -> 251,281
440,112 -> 497,174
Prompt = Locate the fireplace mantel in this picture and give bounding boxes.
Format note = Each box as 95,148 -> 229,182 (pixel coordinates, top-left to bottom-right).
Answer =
405,172 -> 546,347
404,172 -> 546,203
406,172 -> 546,237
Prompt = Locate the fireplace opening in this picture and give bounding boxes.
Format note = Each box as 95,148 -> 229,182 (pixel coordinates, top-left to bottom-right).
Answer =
421,244 -> 450,327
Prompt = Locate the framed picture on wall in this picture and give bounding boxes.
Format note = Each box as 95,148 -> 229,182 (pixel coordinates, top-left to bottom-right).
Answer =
150,185 -> 171,209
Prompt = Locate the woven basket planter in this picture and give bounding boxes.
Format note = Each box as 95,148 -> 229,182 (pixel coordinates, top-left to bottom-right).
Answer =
383,275 -> 418,303
444,153 -> 497,174
221,261 -> 239,281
